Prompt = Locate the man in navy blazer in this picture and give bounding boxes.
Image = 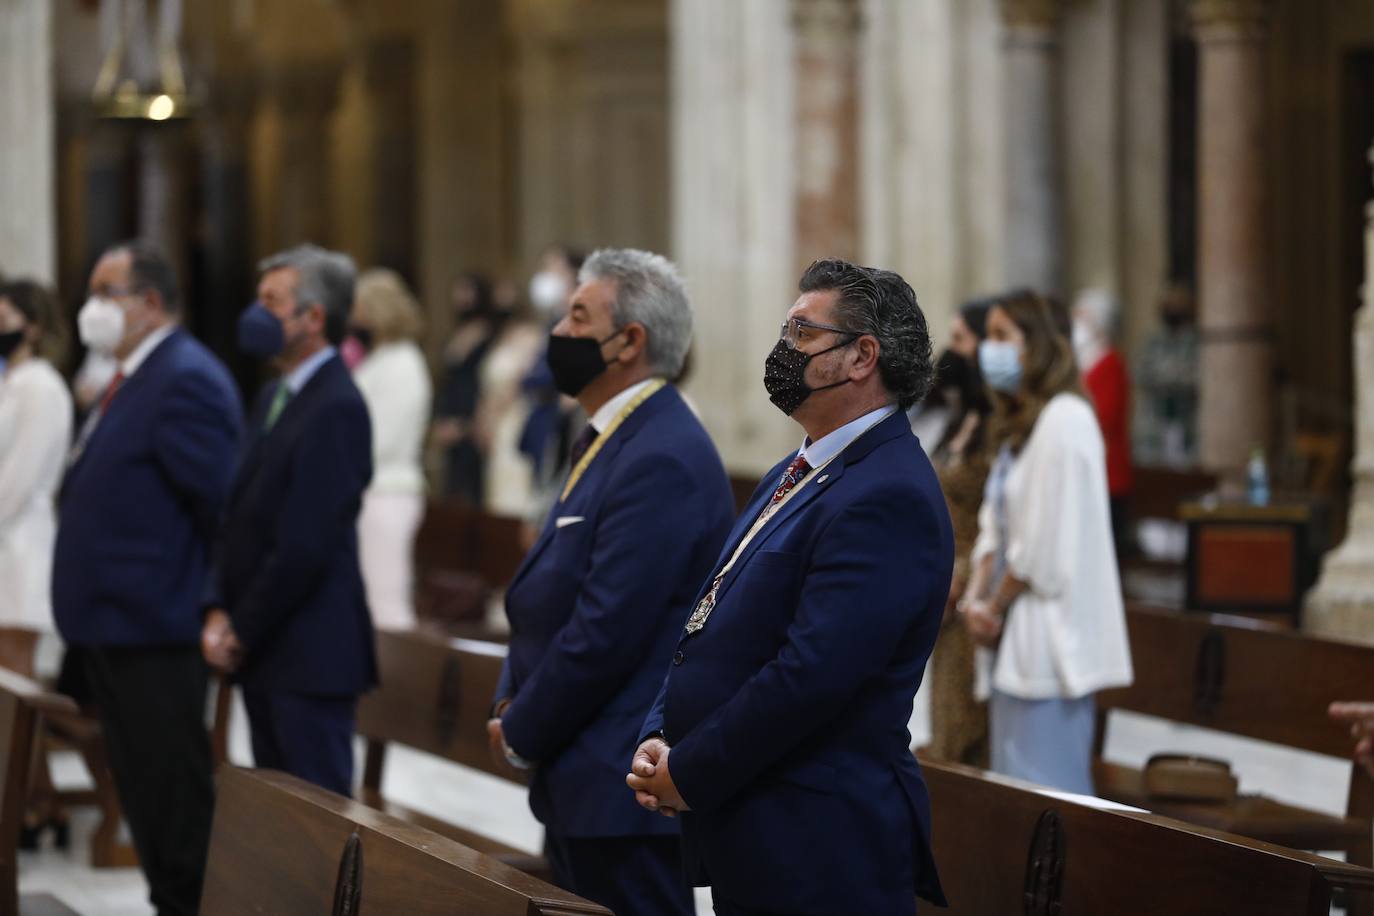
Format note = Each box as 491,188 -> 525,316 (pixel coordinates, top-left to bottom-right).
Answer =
202,244 -> 375,797
489,248 -> 734,915
54,241 -> 242,916
628,258 -> 954,915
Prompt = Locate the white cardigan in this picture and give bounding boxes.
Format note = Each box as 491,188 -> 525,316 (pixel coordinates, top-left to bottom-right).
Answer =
0,359 -> 73,631
353,342 -> 433,496
972,393 -> 1133,700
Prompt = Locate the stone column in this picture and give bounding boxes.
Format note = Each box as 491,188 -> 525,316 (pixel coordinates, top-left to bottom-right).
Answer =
1002,0 -> 1063,295
1191,0 -> 1274,472
793,0 -> 862,272
1307,146 -> 1374,644
0,0 -> 55,282
273,64 -> 342,248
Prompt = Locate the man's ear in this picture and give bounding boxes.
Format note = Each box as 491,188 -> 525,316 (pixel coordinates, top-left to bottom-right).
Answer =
617,322 -> 647,364
850,335 -> 881,381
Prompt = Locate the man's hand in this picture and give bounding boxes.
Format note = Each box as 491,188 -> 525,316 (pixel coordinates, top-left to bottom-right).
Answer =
960,599 -> 1003,649
943,574 -> 967,626
201,609 -> 242,672
626,737 -> 688,816
485,713 -> 531,781
1329,701 -> 1374,780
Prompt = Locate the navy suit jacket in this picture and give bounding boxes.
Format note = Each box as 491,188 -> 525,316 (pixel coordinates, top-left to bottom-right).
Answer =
213,354 -> 376,697
54,328 -> 242,647
642,409 -> 953,914
495,384 -> 734,838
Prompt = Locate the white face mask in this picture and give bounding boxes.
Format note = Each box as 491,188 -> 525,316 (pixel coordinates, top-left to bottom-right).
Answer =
1072,319 -> 1101,367
529,271 -> 570,317
78,297 -> 126,355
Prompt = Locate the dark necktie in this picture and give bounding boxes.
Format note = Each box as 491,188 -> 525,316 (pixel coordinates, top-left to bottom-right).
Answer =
99,371 -> 126,415
569,423 -> 599,467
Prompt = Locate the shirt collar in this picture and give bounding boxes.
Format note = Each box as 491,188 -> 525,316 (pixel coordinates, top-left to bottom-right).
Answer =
284,345 -> 337,394
799,404 -> 898,468
119,324 -> 177,377
589,377 -> 661,433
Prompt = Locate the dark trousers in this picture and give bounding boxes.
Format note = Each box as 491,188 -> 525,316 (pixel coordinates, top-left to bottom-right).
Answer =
709,890 -> 801,916
241,688 -> 356,796
545,832 -> 694,916
84,646 -> 214,916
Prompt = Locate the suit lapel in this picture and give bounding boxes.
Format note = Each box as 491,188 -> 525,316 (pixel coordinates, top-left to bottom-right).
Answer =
506,384 -> 674,594
231,356 -> 342,499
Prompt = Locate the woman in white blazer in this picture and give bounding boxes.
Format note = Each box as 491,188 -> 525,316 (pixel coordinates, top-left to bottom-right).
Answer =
0,281 -> 74,674
959,291 -> 1133,795
349,269 -> 433,631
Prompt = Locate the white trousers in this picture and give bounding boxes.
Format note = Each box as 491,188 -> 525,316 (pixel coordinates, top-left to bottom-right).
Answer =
358,491 -> 424,631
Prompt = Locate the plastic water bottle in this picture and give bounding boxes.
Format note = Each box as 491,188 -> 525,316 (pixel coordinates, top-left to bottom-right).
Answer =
1247,447 -> 1270,506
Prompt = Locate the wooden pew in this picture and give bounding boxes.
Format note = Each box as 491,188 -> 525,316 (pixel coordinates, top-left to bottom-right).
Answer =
413,501 -> 527,639
0,667 -> 79,916
925,758 -> 1373,915
203,766 -> 608,915
355,628 -> 547,878
1095,604 -> 1374,914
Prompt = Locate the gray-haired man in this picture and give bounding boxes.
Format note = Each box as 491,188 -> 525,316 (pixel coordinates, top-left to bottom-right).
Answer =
488,248 -> 734,915
203,244 -> 377,796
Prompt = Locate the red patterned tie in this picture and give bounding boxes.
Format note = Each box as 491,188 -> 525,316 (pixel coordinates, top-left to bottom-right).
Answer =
770,454 -> 813,505
99,371 -> 126,415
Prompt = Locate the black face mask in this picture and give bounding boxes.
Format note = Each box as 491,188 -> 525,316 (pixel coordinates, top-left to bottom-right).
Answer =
763,336 -> 855,416
547,329 -> 624,397
0,329 -> 24,359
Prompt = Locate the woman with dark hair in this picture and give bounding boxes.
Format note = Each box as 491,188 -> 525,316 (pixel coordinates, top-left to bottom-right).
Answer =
432,271 -> 505,504
959,291 -> 1132,794
0,279 -> 73,671
924,295 -> 996,766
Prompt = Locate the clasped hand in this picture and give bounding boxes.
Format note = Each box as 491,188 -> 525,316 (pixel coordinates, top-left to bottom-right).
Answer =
201,608 -> 243,672
626,737 -> 689,817
959,599 -> 1003,648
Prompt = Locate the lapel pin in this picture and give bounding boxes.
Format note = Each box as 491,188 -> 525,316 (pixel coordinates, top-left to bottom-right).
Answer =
817,474 -> 829,485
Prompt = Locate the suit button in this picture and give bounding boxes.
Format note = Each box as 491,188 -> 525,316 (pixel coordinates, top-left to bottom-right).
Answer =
672,651 -> 684,666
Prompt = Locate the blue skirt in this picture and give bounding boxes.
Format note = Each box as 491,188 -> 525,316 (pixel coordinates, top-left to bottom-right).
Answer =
988,690 -> 1096,795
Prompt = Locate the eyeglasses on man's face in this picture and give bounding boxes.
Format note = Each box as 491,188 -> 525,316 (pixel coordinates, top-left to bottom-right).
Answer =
778,316 -> 857,350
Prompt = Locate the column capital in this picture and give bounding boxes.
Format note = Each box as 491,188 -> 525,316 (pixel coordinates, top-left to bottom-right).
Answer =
791,0 -> 862,43
1189,0 -> 1269,43
1001,0 -> 1061,30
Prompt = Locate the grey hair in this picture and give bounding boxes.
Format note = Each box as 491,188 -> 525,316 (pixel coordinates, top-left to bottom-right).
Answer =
579,248 -> 693,378
798,258 -> 934,410
258,244 -> 357,345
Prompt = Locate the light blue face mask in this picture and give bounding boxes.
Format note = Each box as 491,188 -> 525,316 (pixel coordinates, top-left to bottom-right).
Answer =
979,339 -> 1023,393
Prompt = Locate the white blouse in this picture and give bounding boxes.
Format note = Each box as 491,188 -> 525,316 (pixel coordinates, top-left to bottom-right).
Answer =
972,393 -> 1133,700
0,359 -> 74,631
353,341 -> 433,496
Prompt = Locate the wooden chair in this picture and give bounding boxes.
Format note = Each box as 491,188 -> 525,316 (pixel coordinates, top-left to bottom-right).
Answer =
925,758 -> 1374,914
0,667 -> 79,916
413,501 -> 527,639
1095,604 -> 1374,915
203,766 -> 608,915
355,628 -> 548,878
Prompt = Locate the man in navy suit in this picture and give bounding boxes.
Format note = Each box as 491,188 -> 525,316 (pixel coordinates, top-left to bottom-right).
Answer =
202,244 -> 375,797
628,258 -> 954,915
54,241 -> 242,916
488,248 -> 734,915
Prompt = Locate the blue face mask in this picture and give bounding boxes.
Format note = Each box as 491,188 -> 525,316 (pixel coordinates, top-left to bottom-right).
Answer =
237,301 -> 285,358
979,339 -> 1023,393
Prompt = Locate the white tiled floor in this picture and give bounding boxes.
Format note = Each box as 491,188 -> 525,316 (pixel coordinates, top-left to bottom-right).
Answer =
18,687 -> 1354,915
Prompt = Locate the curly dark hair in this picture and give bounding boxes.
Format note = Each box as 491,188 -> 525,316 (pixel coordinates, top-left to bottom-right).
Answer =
798,258 -> 934,410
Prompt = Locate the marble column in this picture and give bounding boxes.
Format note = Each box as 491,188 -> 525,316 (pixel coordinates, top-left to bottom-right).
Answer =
671,0 -> 797,475
793,0 -> 862,273
273,64 -> 342,249
1191,0 -> 1274,472
1306,146 -> 1374,645
1001,0 -> 1063,295
0,0 -> 56,282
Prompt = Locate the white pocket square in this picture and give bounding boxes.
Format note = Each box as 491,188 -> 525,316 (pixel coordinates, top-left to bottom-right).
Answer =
555,515 -> 586,529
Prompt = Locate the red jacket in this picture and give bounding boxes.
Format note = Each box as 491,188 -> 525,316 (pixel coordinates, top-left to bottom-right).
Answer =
1083,348 -> 1133,497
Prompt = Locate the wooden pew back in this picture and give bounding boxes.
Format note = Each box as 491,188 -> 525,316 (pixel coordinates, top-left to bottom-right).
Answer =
414,501 -> 526,587
0,668 -> 78,916
1099,604 -> 1373,760
925,759 -> 1369,915
203,766 -> 607,915
357,629 -> 512,782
